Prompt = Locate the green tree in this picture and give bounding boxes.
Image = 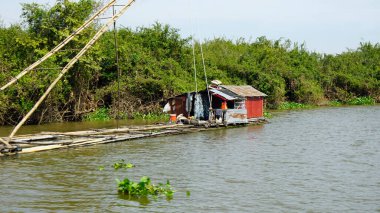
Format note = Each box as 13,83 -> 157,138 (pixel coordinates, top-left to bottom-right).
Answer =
0,0 -> 379,125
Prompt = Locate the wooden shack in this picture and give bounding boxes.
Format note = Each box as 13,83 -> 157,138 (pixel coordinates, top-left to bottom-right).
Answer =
219,85 -> 267,119
164,84 -> 267,125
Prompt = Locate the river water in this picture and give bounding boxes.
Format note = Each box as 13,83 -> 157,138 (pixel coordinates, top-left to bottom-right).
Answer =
1,106 -> 379,212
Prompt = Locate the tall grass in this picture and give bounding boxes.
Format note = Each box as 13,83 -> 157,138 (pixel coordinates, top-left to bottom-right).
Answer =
132,112 -> 169,121
328,100 -> 343,107
277,102 -> 312,110
347,97 -> 376,105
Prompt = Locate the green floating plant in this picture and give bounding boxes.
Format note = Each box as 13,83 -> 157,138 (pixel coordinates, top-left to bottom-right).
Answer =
117,176 -> 174,199
98,160 -> 175,200
113,159 -> 135,170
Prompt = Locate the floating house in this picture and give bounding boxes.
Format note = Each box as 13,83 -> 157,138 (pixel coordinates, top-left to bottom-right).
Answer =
164,82 -> 267,125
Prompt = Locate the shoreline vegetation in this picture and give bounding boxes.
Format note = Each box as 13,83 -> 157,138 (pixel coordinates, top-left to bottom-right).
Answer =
277,96 -> 376,110
83,97 -> 378,121
0,0 -> 379,125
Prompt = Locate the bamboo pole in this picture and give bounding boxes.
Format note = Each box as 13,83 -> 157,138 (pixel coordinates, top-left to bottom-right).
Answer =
0,0 -> 116,92
0,137 -> 12,148
4,0 -> 136,145
19,144 -> 64,154
39,124 -> 184,137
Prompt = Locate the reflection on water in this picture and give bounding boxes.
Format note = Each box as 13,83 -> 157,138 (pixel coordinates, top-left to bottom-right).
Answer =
0,119 -> 160,137
118,194 -> 152,206
1,106 -> 380,212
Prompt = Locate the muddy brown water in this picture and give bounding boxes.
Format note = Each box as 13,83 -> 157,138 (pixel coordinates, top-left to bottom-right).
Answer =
1,106 -> 379,212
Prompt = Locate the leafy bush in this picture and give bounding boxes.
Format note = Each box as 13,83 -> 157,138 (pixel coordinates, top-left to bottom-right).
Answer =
0,0 -> 379,125
293,79 -> 326,105
84,108 -> 111,121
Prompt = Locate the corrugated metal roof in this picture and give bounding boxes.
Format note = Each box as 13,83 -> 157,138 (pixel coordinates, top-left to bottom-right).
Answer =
220,85 -> 267,97
209,88 -> 237,100
220,88 -> 245,99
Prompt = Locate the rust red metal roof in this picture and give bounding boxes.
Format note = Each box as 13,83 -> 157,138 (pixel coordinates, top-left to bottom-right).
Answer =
220,85 -> 267,97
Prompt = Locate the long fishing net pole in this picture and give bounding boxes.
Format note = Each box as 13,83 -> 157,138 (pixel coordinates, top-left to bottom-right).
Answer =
0,0 -> 117,92
4,0 -> 136,146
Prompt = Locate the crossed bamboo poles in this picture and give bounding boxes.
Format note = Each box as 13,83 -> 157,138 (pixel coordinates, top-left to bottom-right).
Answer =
0,0 -> 136,149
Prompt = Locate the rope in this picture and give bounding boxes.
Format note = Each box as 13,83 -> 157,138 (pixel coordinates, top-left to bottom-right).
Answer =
199,41 -> 211,106
192,39 -> 198,93
188,0 -> 212,120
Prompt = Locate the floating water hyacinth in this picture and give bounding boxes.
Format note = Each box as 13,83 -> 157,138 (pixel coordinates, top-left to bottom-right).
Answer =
117,176 -> 174,199
113,159 -> 135,170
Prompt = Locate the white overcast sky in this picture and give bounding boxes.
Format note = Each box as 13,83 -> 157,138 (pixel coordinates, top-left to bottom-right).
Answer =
0,0 -> 379,54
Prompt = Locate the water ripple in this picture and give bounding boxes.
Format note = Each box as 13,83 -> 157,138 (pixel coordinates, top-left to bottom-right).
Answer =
1,106 -> 380,212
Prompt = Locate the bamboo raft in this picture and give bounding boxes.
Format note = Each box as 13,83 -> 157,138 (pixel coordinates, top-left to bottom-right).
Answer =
0,119 -> 267,157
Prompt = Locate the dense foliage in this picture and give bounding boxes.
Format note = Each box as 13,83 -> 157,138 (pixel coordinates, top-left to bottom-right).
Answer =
0,0 -> 379,125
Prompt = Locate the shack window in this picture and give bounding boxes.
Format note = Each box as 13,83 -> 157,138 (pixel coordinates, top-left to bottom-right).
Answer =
227,101 -> 234,109
234,100 -> 246,109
